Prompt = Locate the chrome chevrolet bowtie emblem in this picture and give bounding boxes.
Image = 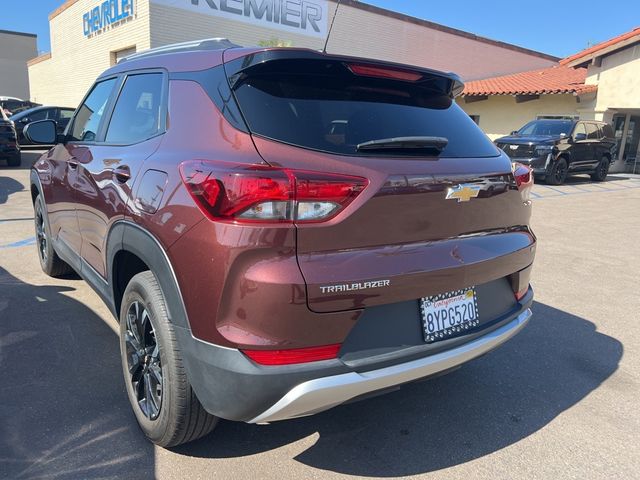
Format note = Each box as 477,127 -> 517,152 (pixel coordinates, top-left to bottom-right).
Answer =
445,184 -> 482,202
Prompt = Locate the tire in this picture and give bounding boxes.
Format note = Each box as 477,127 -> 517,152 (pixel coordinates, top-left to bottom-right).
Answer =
7,152 -> 21,167
119,271 -> 218,447
591,156 -> 610,182
546,157 -> 568,185
34,195 -> 73,277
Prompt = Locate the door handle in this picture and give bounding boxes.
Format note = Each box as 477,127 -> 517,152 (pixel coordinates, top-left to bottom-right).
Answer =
68,157 -> 78,170
113,165 -> 131,183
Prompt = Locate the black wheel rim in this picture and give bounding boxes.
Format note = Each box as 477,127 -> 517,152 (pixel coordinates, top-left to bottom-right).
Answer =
35,205 -> 48,263
599,161 -> 608,178
555,162 -> 567,183
125,301 -> 163,420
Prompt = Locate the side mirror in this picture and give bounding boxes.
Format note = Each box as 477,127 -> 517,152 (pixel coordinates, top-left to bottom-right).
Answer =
510,130 -> 519,135
574,133 -> 587,142
23,119 -> 58,144
20,117 -> 30,124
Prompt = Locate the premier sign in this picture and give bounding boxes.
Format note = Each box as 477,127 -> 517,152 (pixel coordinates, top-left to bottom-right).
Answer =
152,0 -> 328,38
83,0 -> 135,37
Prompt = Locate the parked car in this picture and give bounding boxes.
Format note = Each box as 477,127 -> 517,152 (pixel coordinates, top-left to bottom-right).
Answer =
0,107 -> 20,167
10,106 -> 74,145
1,98 -> 40,116
495,119 -> 616,185
26,39 -> 535,447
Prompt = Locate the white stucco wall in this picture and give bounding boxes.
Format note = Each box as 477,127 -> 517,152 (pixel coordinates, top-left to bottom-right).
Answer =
459,94 -> 581,140
584,43 -> 640,114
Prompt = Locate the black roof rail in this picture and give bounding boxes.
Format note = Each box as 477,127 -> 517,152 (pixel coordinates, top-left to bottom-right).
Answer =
119,38 -> 241,63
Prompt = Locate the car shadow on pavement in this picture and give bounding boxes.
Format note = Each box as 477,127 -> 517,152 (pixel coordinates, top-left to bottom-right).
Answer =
0,267 -> 154,480
176,301 -> 622,477
0,176 -> 25,205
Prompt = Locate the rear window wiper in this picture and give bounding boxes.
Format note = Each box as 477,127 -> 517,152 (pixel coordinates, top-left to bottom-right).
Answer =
356,136 -> 448,154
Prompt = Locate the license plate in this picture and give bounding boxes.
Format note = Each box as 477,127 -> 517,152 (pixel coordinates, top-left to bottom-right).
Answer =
420,288 -> 479,343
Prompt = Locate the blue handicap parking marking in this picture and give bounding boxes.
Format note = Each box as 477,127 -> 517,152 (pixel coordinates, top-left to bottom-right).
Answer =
0,237 -> 36,249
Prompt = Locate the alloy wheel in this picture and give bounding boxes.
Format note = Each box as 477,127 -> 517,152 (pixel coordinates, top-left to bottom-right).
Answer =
554,162 -> 567,184
125,301 -> 163,420
599,160 -> 609,179
35,205 -> 48,263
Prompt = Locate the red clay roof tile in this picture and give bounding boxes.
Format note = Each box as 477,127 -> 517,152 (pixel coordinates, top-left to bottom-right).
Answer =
560,27 -> 640,66
462,65 -> 596,96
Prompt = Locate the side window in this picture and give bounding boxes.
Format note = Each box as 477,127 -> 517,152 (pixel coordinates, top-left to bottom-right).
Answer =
105,73 -> 163,144
573,123 -> 587,139
58,109 -> 75,129
70,78 -> 117,142
27,110 -> 49,122
586,123 -> 600,140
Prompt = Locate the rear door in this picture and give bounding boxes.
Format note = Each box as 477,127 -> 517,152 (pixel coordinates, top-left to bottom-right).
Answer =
227,53 -> 534,313
570,122 -> 592,170
584,122 -> 602,168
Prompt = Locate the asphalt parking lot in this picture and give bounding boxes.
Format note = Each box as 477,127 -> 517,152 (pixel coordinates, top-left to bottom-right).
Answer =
1,151 -> 639,480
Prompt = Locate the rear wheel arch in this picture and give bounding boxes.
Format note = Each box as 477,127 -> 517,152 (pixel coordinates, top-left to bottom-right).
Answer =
30,169 -> 44,205
107,221 -> 189,329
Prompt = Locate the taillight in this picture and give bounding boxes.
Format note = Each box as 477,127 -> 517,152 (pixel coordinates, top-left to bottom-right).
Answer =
242,344 -> 341,365
513,162 -> 533,202
179,161 -> 368,224
347,63 -> 423,82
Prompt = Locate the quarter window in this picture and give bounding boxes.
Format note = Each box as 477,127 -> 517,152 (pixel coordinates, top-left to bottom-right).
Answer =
105,73 -> 163,144
70,78 -> 117,142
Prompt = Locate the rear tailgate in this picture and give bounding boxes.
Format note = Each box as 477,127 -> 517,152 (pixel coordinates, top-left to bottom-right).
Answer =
254,138 -> 535,312
225,50 -> 535,313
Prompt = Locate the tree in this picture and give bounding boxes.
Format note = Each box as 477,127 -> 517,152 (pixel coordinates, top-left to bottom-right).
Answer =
258,37 -> 293,47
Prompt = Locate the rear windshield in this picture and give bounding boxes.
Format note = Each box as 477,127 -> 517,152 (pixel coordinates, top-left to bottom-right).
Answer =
518,120 -> 573,136
230,59 -> 499,158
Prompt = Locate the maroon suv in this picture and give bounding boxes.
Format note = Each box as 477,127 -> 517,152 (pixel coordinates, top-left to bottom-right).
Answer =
26,39 -> 535,447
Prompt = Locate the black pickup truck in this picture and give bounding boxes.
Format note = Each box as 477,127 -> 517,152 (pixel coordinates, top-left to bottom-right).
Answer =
0,108 -> 20,167
495,119 -> 616,185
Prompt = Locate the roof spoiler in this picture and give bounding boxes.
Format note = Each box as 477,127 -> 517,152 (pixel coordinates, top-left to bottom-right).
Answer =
225,49 -> 465,98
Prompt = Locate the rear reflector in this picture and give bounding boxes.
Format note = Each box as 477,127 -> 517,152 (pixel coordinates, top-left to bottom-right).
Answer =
515,286 -> 529,301
180,161 -> 367,224
347,63 -> 423,82
242,344 -> 342,365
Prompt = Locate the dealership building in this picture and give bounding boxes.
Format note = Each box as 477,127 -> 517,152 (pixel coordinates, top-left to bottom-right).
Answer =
28,0 -> 559,107
0,30 -> 37,100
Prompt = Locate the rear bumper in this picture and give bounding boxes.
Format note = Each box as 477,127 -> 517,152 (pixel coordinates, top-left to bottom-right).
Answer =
249,308 -> 531,423
0,143 -> 19,157
176,292 -> 533,423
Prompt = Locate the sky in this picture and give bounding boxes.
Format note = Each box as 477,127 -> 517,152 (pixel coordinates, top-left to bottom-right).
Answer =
1,0 -> 638,58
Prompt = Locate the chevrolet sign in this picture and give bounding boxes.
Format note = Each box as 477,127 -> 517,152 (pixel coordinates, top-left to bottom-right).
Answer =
152,0 -> 328,37
83,0 -> 135,37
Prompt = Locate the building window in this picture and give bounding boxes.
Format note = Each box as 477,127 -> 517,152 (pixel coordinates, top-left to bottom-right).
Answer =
111,46 -> 136,66
469,115 -> 480,125
536,114 -> 579,121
